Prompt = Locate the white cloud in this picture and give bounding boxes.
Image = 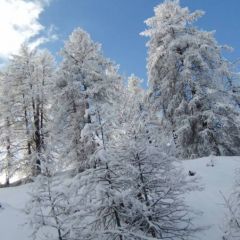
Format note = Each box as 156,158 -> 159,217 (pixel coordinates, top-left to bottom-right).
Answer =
29,24 -> 58,49
0,0 -> 55,61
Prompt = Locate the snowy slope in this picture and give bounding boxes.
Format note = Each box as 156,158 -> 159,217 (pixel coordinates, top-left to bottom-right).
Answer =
183,156 -> 240,240
0,156 -> 240,240
0,184 -> 32,240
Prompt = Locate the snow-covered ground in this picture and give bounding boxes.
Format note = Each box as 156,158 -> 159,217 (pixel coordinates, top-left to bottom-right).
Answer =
0,184 -> 32,240
184,156 -> 240,240
0,156 -> 240,240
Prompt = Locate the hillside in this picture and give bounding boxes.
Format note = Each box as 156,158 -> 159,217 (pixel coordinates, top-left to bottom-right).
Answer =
184,156 -> 240,240
0,156 -> 239,240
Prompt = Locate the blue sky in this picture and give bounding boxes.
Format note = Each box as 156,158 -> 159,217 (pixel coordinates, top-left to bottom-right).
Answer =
0,0 -> 239,86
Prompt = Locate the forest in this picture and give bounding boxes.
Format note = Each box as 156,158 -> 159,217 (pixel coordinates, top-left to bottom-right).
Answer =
0,0 -> 240,239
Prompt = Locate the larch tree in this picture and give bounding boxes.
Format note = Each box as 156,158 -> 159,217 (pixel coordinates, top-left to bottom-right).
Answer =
29,28 -> 126,240
141,0 -> 240,158
222,170 -> 240,240
128,74 -> 144,97
0,70 -> 19,185
114,120 -> 197,239
27,157 -> 71,240
65,86 -> 197,240
52,28 -> 124,172
0,45 -> 55,177
114,87 -> 197,239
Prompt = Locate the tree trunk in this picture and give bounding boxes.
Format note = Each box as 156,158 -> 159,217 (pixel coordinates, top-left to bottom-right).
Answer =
33,97 -> 42,176
5,118 -> 11,186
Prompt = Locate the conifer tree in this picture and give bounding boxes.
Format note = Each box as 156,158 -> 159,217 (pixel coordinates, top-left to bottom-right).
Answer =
0,45 -> 55,177
27,158 -> 71,240
66,86 -> 196,240
141,0 -> 240,158
52,28 -> 124,172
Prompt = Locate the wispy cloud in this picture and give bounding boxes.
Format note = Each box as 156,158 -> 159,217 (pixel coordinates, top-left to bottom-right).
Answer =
0,0 -> 56,61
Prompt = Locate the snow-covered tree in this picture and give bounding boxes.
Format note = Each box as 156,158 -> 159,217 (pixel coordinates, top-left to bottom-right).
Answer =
141,0 -> 240,158
65,89 -> 197,240
30,49 -> 55,175
0,45 -> 55,177
0,71 -> 19,185
52,28 -> 124,172
128,74 -> 144,97
27,158 -> 71,240
0,117 -> 17,185
116,122 -> 196,239
222,171 -> 240,239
